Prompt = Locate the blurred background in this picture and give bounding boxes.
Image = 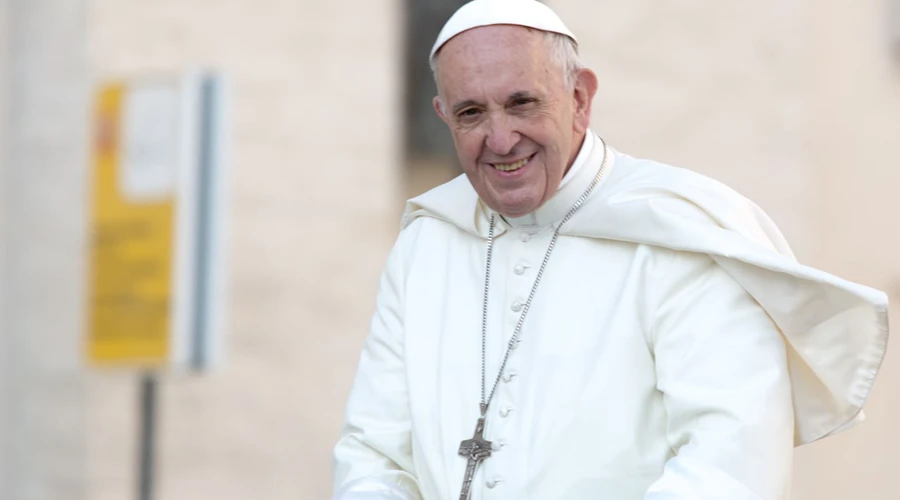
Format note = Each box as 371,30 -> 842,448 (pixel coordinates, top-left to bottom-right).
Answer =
2,0 -> 899,499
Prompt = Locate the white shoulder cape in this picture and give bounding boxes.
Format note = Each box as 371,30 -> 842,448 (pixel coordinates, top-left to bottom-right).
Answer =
401,145 -> 889,446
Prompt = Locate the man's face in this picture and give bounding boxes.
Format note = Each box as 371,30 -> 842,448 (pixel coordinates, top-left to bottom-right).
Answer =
433,25 -> 593,218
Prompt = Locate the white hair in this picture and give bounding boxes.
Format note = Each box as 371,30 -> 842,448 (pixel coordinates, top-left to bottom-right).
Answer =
431,30 -> 584,110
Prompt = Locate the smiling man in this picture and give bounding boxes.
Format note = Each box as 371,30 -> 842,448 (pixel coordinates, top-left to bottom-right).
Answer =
432,22 -> 593,220
331,1 -> 889,500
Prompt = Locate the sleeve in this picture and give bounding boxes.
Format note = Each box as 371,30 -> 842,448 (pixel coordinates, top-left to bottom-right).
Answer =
644,252 -> 794,500
332,237 -> 422,500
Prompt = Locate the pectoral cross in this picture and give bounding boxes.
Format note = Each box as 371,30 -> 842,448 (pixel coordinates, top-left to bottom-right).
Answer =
458,416 -> 493,500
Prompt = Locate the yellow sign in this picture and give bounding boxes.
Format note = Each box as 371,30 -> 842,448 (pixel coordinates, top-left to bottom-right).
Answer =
86,83 -> 176,366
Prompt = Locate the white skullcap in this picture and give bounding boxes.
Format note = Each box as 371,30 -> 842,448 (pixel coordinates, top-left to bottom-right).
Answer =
430,0 -> 578,60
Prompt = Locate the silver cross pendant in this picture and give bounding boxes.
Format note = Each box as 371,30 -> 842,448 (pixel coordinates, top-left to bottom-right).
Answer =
457,416 -> 492,500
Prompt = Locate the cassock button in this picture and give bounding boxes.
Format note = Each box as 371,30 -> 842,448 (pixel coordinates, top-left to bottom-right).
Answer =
511,301 -> 523,312
520,232 -> 531,242
514,264 -> 526,275
499,407 -> 514,418
491,439 -> 506,451
486,476 -> 503,488
502,370 -> 518,383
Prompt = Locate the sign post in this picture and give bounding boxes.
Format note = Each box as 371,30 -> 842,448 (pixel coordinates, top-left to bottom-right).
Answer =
86,71 -> 227,500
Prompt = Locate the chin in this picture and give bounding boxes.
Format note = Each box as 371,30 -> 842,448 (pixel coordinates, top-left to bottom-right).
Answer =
480,187 -> 544,218
497,201 -> 539,218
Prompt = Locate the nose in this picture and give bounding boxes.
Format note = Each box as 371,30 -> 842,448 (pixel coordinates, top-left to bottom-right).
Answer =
484,115 -> 521,156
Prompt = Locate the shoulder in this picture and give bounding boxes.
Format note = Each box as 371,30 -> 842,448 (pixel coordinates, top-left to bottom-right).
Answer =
401,174 -> 480,234
603,150 -> 754,212
390,201 -> 476,269
568,149 -> 793,257
638,242 -> 721,290
638,242 -> 757,335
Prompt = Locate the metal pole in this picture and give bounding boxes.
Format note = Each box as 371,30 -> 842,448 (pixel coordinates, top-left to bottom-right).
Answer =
138,372 -> 157,500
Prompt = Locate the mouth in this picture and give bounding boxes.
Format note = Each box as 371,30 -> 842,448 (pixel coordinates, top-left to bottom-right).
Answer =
489,154 -> 535,173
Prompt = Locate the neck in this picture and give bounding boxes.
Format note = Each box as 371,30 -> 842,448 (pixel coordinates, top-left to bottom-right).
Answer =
562,131 -> 587,177
499,131 -> 601,228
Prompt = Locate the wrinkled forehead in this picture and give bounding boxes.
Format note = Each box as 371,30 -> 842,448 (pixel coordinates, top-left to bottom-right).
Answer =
436,25 -> 545,66
440,24 -> 543,54
436,25 -> 559,98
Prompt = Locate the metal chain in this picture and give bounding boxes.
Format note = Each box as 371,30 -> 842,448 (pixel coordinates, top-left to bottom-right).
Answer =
480,140 -> 611,416
480,217 -> 495,415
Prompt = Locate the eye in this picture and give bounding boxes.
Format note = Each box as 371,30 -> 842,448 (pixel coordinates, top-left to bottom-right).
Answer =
511,97 -> 536,107
456,108 -> 483,123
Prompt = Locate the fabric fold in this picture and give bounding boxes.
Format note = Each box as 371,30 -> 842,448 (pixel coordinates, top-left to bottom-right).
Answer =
402,140 -> 890,446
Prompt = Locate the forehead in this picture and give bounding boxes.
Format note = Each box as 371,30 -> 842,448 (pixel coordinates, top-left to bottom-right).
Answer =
436,25 -> 559,99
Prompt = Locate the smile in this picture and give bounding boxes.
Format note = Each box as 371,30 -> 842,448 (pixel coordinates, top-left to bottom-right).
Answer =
490,154 -> 534,172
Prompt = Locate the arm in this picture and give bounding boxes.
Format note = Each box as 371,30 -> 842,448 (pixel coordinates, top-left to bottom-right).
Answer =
332,239 -> 422,500
645,253 -> 794,500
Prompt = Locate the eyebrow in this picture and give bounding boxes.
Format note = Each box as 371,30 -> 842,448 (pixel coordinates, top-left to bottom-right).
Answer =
451,91 -> 538,115
508,91 -> 535,101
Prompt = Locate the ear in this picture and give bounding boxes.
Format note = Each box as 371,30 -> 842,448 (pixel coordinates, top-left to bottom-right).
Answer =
433,96 -> 450,124
572,68 -> 599,134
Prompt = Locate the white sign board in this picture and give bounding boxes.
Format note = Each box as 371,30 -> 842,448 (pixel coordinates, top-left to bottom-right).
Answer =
86,71 -> 228,372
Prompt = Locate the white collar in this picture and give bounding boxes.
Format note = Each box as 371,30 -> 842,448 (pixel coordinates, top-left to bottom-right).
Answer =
502,131 -> 597,228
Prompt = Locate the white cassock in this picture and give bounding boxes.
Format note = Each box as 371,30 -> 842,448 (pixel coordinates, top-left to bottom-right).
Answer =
332,131 -> 889,500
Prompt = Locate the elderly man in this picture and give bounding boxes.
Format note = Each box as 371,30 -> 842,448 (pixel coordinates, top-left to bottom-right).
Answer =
332,1 -> 889,499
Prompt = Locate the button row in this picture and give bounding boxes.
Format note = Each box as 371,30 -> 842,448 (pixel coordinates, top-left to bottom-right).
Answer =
488,247 -> 526,493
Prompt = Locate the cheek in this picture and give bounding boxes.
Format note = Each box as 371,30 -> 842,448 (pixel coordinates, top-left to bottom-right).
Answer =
452,130 -> 483,162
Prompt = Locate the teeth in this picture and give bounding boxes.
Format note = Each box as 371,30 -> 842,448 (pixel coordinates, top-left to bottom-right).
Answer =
493,157 -> 529,172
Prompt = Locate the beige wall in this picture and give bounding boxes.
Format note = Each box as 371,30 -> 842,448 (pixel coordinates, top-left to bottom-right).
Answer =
2,0 -> 91,498
2,0 -> 897,499
1,0 -> 91,498
551,0 -> 900,498
794,1 -> 900,497
85,1 -> 401,499
550,0 -> 822,261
